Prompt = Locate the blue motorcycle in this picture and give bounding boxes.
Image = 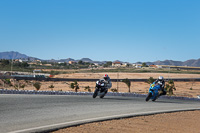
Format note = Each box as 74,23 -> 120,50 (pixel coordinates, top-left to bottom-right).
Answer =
146,82 -> 161,101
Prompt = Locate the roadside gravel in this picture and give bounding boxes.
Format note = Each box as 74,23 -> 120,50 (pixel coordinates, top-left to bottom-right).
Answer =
52,110 -> 200,133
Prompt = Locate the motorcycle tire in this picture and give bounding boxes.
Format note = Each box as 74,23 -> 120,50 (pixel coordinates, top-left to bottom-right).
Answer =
146,93 -> 152,101
152,94 -> 159,101
100,89 -> 108,99
152,98 -> 157,101
93,89 -> 98,98
100,94 -> 105,98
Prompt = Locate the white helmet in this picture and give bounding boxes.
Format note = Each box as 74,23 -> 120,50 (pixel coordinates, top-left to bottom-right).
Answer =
158,76 -> 164,81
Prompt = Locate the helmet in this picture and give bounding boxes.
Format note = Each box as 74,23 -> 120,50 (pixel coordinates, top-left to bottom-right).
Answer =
104,74 -> 108,80
158,76 -> 164,81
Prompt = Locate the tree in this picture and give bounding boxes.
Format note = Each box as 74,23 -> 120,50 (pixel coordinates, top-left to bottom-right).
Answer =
78,60 -> 83,65
165,80 -> 176,95
103,61 -> 112,67
14,82 -> 25,90
0,59 -> 10,66
111,88 -> 118,92
3,79 -> 12,86
122,78 -> 131,93
146,77 -> 155,84
85,86 -> 91,92
70,81 -> 79,92
49,84 -> 54,91
33,82 -> 41,91
142,62 -> 147,67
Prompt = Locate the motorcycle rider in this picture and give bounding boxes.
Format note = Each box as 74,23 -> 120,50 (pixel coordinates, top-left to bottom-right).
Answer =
102,74 -> 112,92
154,76 -> 166,96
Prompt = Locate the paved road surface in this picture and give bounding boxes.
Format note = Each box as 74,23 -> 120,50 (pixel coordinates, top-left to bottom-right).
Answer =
0,94 -> 200,133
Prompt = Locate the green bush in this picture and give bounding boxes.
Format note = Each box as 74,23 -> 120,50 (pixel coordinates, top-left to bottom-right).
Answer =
146,77 -> 155,84
165,80 -> 176,95
49,84 -> 54,88
85,86 -> 91,92
70,81 -> 79,92
122,78 -> 131,93
33,82 -> 41,91
111,88 -> 118,92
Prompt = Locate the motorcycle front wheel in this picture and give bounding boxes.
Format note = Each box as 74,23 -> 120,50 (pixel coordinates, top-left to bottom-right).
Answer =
146,93 -> 152,101
93,89 -> 98,98
100,89 -> 107,98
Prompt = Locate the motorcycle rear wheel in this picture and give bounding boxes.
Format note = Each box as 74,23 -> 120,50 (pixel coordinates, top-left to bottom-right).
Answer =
146,93 -> 152,101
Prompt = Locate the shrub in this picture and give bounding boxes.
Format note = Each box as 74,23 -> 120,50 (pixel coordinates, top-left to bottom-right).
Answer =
165,80 -> 176,95
122,78 -> 131,93
4,79 -> 12,86
70,81 -> 79,92
49,84 -> 54,88
111,88 -> 118,92
33,82 -> 41,91
85,86 -> 91,92
146,77 -> 155,84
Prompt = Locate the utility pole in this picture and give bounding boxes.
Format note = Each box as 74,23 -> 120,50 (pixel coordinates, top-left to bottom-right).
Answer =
11,59 -> 13,75
117,72 -> 119,92
168,65 -> 170,80
3,81 -> 5,89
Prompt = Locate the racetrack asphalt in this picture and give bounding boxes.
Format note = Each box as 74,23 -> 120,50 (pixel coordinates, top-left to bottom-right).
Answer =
0,94 -> 200,133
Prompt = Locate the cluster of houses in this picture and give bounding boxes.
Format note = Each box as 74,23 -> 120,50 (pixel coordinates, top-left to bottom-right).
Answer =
10,59 -> 164,69
111,61 -> 162,68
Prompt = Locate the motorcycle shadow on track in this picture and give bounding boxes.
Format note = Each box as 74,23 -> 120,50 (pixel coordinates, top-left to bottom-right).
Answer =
100,97 -> 135,101
146,100 -> 185,104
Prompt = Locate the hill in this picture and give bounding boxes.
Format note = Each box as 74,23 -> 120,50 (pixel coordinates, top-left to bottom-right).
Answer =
0,51 -> 29,59
0,51 -> 200,67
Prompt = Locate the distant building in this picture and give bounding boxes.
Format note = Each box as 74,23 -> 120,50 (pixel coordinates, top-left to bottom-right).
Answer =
69,61 -> 76,64
112,61 -> 122,67
93,63 -> 99,66
28,60 -> 42,65
43,64 -> 52,66
156,65 -> 163,68
149,65 -> 157,68
13,59 -> 23,63
135,64 -> 142,68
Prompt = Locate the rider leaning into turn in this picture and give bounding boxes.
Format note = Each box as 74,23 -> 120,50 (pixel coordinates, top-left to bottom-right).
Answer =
154,76 -> 166,96
102,74 -> 112,90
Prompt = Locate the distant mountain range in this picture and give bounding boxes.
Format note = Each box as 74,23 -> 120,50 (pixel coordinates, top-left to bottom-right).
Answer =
0,51 -> 39,61
0,51 -> 200,67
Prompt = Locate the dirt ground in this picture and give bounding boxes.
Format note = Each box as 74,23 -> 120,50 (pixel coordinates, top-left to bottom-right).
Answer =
54,72 -> 200,79
1,72 -> 200,133
52,110 -> 200,133
2,72 -> 200,98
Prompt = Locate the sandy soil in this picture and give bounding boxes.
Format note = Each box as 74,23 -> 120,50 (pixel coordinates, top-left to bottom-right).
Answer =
54,72 -> 200,79
52,110 -> 200,133
2,73 -> 200,98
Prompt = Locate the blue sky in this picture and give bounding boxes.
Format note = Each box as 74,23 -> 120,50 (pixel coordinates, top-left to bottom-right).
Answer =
0,0 -> 199,63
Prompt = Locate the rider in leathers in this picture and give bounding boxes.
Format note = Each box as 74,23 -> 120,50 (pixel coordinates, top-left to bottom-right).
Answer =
102,74 -> 112,93
154,76 -> 166,96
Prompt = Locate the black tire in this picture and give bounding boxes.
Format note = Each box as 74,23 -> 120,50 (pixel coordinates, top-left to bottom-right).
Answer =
152,94 -> 159,101
152,98 -> 157,101
100,90 -> 107,98
146,93 -> 152,101
100,94 -> 105,98
100,92 -> 106,98
93,89 -> 98,98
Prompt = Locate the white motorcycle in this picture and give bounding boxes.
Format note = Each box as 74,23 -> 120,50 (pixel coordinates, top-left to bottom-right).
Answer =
93,79 -> 108,98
